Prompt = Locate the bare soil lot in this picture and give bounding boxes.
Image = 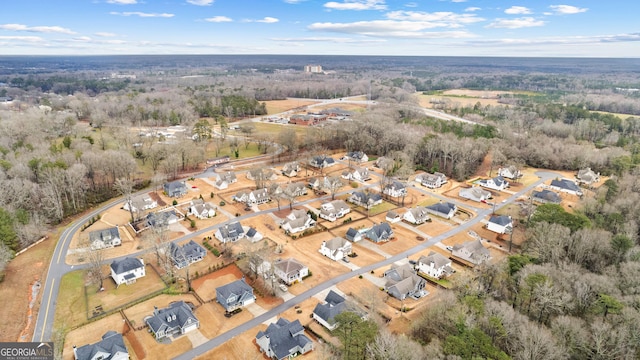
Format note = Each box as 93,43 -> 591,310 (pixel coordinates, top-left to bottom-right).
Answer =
62,313 -> 127,360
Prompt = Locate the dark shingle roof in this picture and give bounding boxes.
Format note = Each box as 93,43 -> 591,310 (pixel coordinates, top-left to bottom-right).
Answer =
146,301 -> 198,335
256,318 -> 311,360
110,257 -> 143,275
74,331 -> 127,360
313,290 -> 346,325
489,215 -> 512,226
216,279 -> 253,301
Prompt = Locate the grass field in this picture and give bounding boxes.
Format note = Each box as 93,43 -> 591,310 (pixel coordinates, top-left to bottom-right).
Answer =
54,270 -> 87,330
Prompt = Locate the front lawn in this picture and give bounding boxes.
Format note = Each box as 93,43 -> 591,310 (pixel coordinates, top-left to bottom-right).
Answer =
54,270 -> 87,330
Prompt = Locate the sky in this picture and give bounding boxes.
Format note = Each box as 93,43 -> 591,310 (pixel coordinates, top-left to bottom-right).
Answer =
0,0 -> 638,57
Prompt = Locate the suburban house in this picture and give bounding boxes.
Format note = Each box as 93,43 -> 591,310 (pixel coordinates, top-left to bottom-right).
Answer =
215,221 -> 246,243
249,255 -> 272,278
416,172 -> 447,189
531,189 -> 561,204
452,240 -> 491,265
425,202 -> 457,219
383,180 -> 407,198
478,176 -> 509,191
576,167 -> 600,185
163,181 -> 188,198
246,168 -> 279,182
281,209 -> 316,234
146,301 -> 199,340
498,166 -> 523,180
487,215 -> 513,234
365,222 -> 394,243
273,258 -> 309,285
309,155 -> 336,169
341,167 -> 371,182
73,331 -> 129,360
213,172 -> 237,190
216,278 -> 256,312
383,263 -> 427,300
342,151 -> 369,163
123,193 -> 157,213
89,227 -> 121,250
312,290 -> 347,331
281,182 -> 308,197
345,228 -> 363,242
549,179 -> 583,196
188,198 -> 215,219
319,237 -> 352,261
459,186 -> 492,202
416,252 -> 455,279
246,227 -> 264,243
170,240 -> 206,269
256,318 -> 314,360
145,210 -> 179,228
281,162 -> 300,177
386,210 -> 402,223
110,257 -> 145,287
348,191 -> 383,209
319,200 -> 351,222
403,207 -> 430,225
233,188 -> 270,206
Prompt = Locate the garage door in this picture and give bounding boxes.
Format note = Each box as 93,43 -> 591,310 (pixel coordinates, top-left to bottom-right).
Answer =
183,323 -> 198,333
243,297 -> 256,306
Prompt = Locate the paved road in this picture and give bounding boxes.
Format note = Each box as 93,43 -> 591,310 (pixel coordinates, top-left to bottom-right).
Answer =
173,171 -> 557,360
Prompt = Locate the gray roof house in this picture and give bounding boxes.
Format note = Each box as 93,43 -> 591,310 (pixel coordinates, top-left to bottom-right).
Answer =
146,210 -> 179,228
341,167 -> 371,182
246,168 -> 279,182
215,221 -> 245,243
452,240 -> 491,266
345,227 -> 363,242
282,162 -> 300,177
256,318 -> 314,360
478,175 -> 509,191
89,227 -> 121,250
312,290 -> 347,330
233,188 -> 270,205
309,155 -> 336,169
549,179 -> 583,196
498,166 -> 522,179
273,258 -> 309,285
123,193 -> 158,213
384,263 -> 427,300
110,257 -> 145,287
487,215 -> 513,234
319,200 -> 351,222
383,180 -> 407,198
365,222 -> 393,243
170,240 -> 207,269
459,186 -> 492,202
531,189 -> 561,204
415,172 -> 447,189
73,331 -> 128,360
319,237 -> 352,261
146,301 -> 199,340
216,278 -> 256,312
425,202 -> 457,219
576,167 -> 600,185
282,209 -> 316,234
163,181 -> 188,198
417,252 -> 454,279
403,207 -> 430,225
188,199 -> 216,219
214,172 -> 237,190
343,151 -> 368,163
348,191 -> 383,209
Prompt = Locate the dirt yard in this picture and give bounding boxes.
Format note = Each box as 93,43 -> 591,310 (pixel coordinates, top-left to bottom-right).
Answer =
263,99 -> 321,115
62,313 -> 128,360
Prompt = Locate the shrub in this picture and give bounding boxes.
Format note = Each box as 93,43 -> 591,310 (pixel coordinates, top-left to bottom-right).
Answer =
359,275 -> 363,279
172,199 -> 178,206
212,248 -> 220,257
190,219 -> 196,228
220,201 -> 226,206
210,192 -> 214,198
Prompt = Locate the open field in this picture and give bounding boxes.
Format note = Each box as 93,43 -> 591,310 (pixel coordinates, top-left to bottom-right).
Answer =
54,270 -> 87,331
263,99 -> 320,114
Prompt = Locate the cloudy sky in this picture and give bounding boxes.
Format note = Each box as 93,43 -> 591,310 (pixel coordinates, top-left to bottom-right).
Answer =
1,0 -> 638,57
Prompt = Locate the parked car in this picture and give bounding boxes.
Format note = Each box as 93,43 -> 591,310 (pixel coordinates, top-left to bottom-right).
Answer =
446,246 -> 454,251
279,284 -> 288,292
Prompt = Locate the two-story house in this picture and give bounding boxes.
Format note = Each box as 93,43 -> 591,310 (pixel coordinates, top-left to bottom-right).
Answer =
146,301 -> 199,340
188,199 -> 216,219
452,240 -> 491,266
403,207 -> 430,225
216,278 -> 256,312
348,191 -> 382,209
110,257 -> 145,287
425,202 -> 457,219
319,200 -> 351,222
365,222 -> 393,243
73,331 -> 129,360
273,258 -> 309,285
416,252 -> 454,279
89,227 -> 121,250
281,209 -> 316,234
215,221 -> 246,243
478,176 -> 509,191
486,215 -> 513,234
163,181 -> 188,198
383,180 -> 407,198
319,237 -> 352,261
256,318 -> 314,360
415,172 -> 447,189
170,240 -> 207,269
383,263 -> 427,300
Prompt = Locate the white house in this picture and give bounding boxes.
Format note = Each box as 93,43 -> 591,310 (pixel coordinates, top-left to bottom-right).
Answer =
386,210 -> 402,223
498,166 -> 522,179
342,151 -> 369,163
273,258 -> 309,285
416,172 -> 447,189
123,194 -> 157,213
486,215 -> 513,234
416,251 -> 455,279
478,176 -> 509,191
89,227 -> 121,250
282,162 -> 300,177
452,240 -> 491,266
425,202 -> 457,219
188,199 -> 215,219
213,172 -> 237,190
576,167 -> 600,185
215,221 -> 245,243
282,209 -> 315,234
312,290 -> 347,331
233,188 -> 270,206
319,200 -> 351,222
345,228 -> 363,242
341,167 -> 371,182
319,237 -> 352,261
549,179 -> 583,196
403,207 -> 430,225
459,186 -> 492,202
110,257 -> 145,287
383,180 -> 407,198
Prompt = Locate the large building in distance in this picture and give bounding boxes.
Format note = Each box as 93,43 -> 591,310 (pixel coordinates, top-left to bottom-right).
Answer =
304,64 -> 323,73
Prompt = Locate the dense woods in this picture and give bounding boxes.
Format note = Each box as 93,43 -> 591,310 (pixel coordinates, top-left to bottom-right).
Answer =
2,56 -> 640,358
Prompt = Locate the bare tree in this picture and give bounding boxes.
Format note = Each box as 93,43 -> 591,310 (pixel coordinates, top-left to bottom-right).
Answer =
324,176 -> 344,200
86,243 -> 105,292
114,177 -> 135,223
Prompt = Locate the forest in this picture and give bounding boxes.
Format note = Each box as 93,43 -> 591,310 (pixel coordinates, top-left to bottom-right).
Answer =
1,56 -> 640,358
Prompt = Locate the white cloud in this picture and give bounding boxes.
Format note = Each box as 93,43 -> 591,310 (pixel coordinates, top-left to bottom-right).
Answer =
0,23 -> 76,34
109,11 -> 174,17
486,17 -> 545,29
205,16 -> 232,22
0,35 -> 44,42
470,33 -> 640,47
72,36 -> 92,42
187,0 -> 214,5
465,7 -> 481,12
324,0 -> 387,11
451,0 -> 467,2
255,17 -> 280,23
272,36 -> 386,43
549,5 -> 588,14
94,32 -> 117,37
309,20 -> 476,38
107,0 -> 137,4
385,11 -> 484,27
404,2 -> 418,7
505,6 -> 531,15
